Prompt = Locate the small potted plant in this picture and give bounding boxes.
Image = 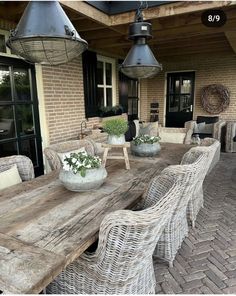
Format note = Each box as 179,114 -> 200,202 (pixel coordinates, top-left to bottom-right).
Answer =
59,151 -> 107,192
103,117 -> 128,145
131,134 -> 161,157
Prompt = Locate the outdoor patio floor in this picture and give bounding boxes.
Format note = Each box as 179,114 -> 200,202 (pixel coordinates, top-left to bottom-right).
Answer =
154,152 -> 236,294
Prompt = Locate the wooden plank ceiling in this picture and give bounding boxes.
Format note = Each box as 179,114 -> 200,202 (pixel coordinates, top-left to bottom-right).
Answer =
1,1 -> 236,58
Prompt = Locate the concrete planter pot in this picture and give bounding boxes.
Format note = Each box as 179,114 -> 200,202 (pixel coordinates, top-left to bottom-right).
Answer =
59,167 -> 107,192
107,134 -> 125,145
131,142 -> 161,157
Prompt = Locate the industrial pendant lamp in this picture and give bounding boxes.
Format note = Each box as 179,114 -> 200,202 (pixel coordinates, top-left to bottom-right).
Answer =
120,2 -> 162,79
6,1 -> 88,65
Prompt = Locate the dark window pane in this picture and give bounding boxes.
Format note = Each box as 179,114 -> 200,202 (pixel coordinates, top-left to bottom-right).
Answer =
105,63 -> 112,85
16,105 -> 34,136
0,106 -> 16,140
169,95 -> 179,112
97,61 -> 103,85
0,66 -> 12,101
106,88 -> 112,107
0,141 -> 18,157
0,34 -> 6,53
180,95 -> 191,112
20,138 -> 37,166
128,80 -> 138,97
14,69 -> 31,101
97,87 -> 104,107
181,79 -> 191,94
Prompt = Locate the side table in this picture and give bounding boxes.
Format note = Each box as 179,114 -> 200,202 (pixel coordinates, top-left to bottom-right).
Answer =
225,121 -> 236,152
101,143 -> 130,169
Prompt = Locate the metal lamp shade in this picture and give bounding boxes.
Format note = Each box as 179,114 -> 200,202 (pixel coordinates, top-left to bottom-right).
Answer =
120,43 -> 162,79
6,1 -> 88,65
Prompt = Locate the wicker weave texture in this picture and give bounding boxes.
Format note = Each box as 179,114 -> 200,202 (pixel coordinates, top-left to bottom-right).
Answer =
0,155 -> 34,181
44,140 -> 95,171
182,139 -> 220,227
46,174 -> 184,294
142,150 -> 208,266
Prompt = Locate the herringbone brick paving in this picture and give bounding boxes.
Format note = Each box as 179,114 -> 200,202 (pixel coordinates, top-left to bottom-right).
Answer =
154,153 -> 236,294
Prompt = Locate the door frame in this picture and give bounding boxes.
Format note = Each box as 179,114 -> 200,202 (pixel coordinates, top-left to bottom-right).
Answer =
164,70 -> 196,127
0,55 -> 44,176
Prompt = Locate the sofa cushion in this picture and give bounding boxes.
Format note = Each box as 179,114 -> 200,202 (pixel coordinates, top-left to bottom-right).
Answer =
0,164 -> 22,190
196,116 -> 219,124
193,122 -> 206,134
139,122 -> 158,137
57,147 -> 86,163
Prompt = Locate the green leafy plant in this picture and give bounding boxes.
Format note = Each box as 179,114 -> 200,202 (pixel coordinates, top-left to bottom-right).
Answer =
63,151 -> 102,177
133,135 -> 161,146
99,105 -> 123,117
103,118 -> 128,136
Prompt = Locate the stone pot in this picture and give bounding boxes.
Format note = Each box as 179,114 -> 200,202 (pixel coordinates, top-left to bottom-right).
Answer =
107,134 -> 125,145
59,167 -> 107,192
131,142 -> 161,157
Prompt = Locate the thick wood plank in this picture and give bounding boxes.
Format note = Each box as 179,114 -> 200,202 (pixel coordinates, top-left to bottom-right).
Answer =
0,143 -> 190,294
0,233 -> 65,294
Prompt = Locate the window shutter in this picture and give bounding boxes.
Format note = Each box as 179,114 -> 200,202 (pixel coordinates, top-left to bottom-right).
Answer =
82,51 -> 98,118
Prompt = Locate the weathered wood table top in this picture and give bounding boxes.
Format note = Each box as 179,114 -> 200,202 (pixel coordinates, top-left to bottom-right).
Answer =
0,143 -> 190,294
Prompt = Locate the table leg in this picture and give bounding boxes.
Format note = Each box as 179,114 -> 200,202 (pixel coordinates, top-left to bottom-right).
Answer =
123,147 -> 130,170
102,148 -> 109,167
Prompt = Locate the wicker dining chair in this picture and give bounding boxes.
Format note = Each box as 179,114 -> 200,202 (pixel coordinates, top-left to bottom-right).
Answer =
44,139 -> 95,171
0,155 -> 34,181
182,139 -> 220,228
46,173 -> 184,294
141,149 -> 208,267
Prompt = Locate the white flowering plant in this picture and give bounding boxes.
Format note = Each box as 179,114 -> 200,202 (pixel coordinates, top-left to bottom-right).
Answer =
133,135 -> 161,146
63,151 -> 102,177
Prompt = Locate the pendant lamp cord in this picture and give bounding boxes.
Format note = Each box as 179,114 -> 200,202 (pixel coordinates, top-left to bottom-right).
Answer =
135,1 -> 148,22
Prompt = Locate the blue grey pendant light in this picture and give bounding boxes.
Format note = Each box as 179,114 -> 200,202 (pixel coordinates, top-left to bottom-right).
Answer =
6,1 -> 88,65
120,2 -> 162,79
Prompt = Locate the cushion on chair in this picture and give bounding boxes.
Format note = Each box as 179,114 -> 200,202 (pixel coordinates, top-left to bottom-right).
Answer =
139,122 -> 158,136
0,164 -> 22,190
193,122 -> 205,134
57,147 -> 86,163
196,116 -> 219,124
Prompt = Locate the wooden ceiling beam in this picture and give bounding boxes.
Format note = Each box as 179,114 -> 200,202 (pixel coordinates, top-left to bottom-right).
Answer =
73,19 -> 105,32
110,1 -> 235,26
60,1 -> 111,26
225,31 -> 236,53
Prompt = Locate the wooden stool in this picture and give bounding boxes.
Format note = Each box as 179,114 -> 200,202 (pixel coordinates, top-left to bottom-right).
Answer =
101,143 -> 130,170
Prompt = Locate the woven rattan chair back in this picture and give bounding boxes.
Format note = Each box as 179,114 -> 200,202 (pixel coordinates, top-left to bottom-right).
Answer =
141,149 -> 208,266
0,155 -> 34,181
44,139 -> 95,171
181,141 -> 220,227
47,174 -> 183,294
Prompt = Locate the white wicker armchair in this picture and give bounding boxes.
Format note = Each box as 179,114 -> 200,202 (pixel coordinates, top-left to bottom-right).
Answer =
46,174 -> 183,294
0,155 -> 34,181
141,149 -> 208,267
182,138 -> 220,227
44,140 -> 95,171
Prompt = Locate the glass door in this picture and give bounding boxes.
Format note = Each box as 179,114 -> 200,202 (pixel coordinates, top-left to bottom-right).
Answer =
0,56 -> 44,176
119,71 -> 139,121
166,72 -> 195,127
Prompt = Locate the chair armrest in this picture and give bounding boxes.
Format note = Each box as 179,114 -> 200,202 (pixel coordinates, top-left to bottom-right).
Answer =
184,120 -> 196,131
213,120 -> 226,140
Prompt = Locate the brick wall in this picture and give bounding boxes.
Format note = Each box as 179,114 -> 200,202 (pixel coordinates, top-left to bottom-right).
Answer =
139,52 -> 236,126
42,55 -> 121,145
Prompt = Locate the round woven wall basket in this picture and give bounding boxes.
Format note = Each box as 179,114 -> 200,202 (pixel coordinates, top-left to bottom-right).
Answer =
201,84 -> 230,114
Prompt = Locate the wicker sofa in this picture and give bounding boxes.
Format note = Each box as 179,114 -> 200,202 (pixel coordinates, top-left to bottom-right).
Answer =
44,139 -> 95,171
184,116 -> 226,143
0,155 -> 34,181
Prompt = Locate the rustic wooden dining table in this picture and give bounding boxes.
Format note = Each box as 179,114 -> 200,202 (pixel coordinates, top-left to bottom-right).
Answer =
0,143 -> 191,294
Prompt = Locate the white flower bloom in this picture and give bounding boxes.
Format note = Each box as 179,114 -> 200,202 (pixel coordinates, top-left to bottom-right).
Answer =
63,162 -> 70,171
